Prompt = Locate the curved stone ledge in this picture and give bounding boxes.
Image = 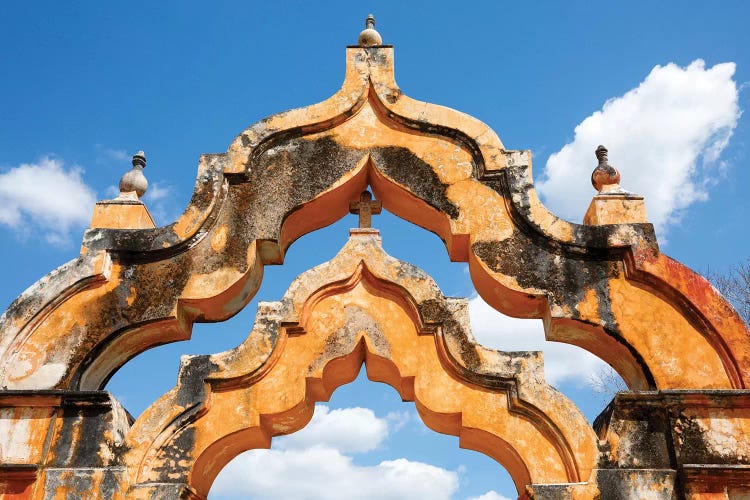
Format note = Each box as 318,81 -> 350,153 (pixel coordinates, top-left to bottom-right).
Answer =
121,231 -> 597,497
0,44 -> 746,397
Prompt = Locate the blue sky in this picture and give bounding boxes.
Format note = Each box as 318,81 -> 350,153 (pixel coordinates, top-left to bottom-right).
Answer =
1,2 -> 748,499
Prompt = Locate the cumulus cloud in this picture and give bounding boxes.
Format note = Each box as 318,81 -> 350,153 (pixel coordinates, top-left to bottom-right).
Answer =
276,405 -> 388,454
142,181 -> 179,226
467,491 -> 514,500
211,405 -> 459,500
95,147 -> 128,163
468,295 -> 616,388
386,410 -> 412,432
211,447 -> 459,500
0,157 -> 96,244
143,182 -> 172,203
537,60 -> 740,235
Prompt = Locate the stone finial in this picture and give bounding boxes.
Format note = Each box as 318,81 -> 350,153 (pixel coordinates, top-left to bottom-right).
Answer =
584,145 -> 646,225
119,151 -> 149,198
90,150 -> 155,229
358,14 -> 382,46
591,145 -> 621,192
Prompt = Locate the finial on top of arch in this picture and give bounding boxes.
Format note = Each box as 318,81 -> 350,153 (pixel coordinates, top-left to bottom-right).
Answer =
584,145 -> 647,225
591,145 -> 621,193
89,150 -> 155,230
119,150 -> 149,199
358,14 -> 382,46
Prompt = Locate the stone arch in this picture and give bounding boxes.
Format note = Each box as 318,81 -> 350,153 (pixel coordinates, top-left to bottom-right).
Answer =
1,44 -> 746,394
0,26 -> 748,499
121,231 -> 597,498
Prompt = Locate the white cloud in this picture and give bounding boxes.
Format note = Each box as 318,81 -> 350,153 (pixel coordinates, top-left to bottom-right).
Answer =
385,410 -> 412,432
0,157 -> 96,244
276,405 -> 388,454
537,60 -> 740,235
94,145 -> 128,165
211,447 -> 459,500
143,181 -> 171,203
466,491 -> 513,500
104,148 -> 127,161
210,404 -> 461,499
142,181 -> 178,226
468,295 -> 617,388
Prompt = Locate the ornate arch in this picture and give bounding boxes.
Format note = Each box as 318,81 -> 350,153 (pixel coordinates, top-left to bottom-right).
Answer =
121,230 -> 598,498
0,46 -> 746,394
0,28 -> 749,499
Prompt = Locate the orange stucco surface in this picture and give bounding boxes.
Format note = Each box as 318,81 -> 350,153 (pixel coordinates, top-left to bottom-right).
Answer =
0,26 -> 749,499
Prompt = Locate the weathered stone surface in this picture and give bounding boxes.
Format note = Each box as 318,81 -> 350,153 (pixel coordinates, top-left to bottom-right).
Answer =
0,392 -> 129,498
0,26 -> 748,500
120,230 -> 596,497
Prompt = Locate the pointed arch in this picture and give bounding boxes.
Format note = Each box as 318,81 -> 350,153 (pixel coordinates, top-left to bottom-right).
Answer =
121,232 -> 597,498
0,45 -> 746,400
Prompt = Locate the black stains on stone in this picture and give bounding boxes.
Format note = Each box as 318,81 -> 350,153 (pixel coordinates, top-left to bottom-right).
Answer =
99,470 -> 120,499
488,165 -> 659,255
619,407 -> 672,469
128,483 -> 198,499
83,155 -> 226,256
594,472 -> 631,500
472,231 -> 620,328
254,314 -> 281,346
472,232 -> 657,388
528,484 -> 587,500
366,48 -> 390,66
671,411 -> 748,465
0,256 -> 96,344
42,469 -> 123,500
594,467 -> 677,500
419,298 -> 480,371
245,135 -> 363,241
382,88 -> 401,104
48,393 -> 114,467
48,405 -> 81,466
176,355 -> 219,408
71,257 -> 196,390
371,147 -> 460,219
150,426 -> 196,484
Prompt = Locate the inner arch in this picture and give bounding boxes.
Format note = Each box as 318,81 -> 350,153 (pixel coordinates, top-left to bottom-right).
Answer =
189,315 -> 535,496
207,368 -> 519,500
122,232 -> 597,497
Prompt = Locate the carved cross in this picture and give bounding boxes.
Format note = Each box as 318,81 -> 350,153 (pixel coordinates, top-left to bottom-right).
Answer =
349,190 -> 382,228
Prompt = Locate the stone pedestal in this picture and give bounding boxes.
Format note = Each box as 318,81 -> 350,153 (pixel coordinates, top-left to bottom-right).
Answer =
89,193 -> 155,230
584,190 -> 647,226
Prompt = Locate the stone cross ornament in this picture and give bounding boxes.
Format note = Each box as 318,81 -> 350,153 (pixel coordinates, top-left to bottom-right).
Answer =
349,190 -> 382,228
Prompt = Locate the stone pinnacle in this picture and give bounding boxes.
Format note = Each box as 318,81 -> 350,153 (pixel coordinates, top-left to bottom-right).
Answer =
358,14 -> 382,46
119,150 -> 149,198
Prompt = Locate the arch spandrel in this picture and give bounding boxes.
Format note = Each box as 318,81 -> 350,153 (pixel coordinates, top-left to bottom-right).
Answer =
0,42 -> 747,396
121,230 -> 597,498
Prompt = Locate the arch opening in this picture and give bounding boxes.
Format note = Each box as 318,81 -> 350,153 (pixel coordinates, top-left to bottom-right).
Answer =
105,209 -> 626,450
123,231 -> 597,497
200,352 -> 528,499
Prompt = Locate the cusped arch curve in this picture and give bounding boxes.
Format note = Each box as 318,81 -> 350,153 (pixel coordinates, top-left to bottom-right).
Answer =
120,231 -> 598,498
0,44 -> 747,401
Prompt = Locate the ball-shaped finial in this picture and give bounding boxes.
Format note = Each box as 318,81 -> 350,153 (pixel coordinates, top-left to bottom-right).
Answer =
119,150 -> 149,198
591,145 -> 621,192
358,14 -> 382,46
